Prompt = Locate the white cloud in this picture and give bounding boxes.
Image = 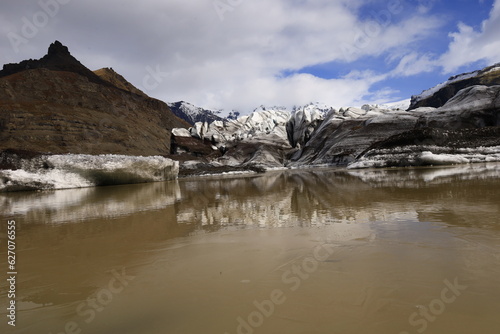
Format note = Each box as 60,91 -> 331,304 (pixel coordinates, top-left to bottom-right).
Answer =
439,0 -> 500,73
417,0 -> 437,14
123,0 -> 442,111
0,0 -> 452,112
390,52 -> 437,77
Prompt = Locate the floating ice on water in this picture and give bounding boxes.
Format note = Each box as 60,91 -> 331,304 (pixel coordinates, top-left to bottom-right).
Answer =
0,154 -> 179,192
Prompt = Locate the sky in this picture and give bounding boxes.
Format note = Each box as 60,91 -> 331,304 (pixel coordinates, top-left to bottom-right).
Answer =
1,0 -> 500,114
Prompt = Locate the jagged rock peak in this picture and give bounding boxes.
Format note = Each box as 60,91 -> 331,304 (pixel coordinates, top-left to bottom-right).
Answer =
0,40 -> 103,84
47,40 -> 70,56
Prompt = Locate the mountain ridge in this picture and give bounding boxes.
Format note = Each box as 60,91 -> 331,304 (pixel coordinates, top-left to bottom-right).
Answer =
94,67 -> 147,97
0,41 -> 190,158
409,63 -> 500,110
167,101 -> 224,125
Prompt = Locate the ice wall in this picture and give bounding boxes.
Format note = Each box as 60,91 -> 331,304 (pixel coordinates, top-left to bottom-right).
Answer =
0,154 -> 179,192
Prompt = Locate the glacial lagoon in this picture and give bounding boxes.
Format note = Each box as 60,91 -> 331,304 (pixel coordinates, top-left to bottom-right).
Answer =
1,164 -> 500,334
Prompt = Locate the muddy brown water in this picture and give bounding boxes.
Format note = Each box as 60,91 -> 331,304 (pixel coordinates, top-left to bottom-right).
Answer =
1,164 -> 500,334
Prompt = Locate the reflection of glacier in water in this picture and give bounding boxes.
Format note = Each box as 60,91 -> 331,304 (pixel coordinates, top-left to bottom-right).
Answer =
176,163 -> 500,230
3,163 -> 499,230
0,182 -> 181,224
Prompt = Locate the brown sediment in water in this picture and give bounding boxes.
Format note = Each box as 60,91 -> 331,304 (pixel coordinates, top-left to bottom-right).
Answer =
1,165 -> 499,333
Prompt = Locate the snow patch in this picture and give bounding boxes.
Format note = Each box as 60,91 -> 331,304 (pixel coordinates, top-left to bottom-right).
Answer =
379,99 -> 411,111
484,65 -> 500,75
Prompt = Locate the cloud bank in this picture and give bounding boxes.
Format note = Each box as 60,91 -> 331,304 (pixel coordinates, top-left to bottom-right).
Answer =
1,0 -> 499,112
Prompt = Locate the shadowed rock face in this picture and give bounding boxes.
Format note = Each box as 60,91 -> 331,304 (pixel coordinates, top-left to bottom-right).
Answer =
289,110 -> 421,167
0,41 -> 190,158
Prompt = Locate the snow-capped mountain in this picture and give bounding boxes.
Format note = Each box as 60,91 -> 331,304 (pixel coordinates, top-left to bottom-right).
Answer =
167,101 -> 224,125
378,99 -> 411,111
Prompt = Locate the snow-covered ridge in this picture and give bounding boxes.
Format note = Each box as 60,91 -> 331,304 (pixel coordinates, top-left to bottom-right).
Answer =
411,63 -> 500,105
412,71 -> 480,104
167,101 -> 223,125
0,154 -> 179,192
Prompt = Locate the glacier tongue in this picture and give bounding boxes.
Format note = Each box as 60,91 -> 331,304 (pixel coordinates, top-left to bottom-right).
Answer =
0,154 -> 179,192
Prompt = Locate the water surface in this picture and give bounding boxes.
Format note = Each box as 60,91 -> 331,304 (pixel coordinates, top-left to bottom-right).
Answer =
1,164 -> 500,334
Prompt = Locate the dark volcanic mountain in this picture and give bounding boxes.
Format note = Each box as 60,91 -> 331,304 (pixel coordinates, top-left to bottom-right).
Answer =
0,41 -> 189,158
409,63 -> 500,110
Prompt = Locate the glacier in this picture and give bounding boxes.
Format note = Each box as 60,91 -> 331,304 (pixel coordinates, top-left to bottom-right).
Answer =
171,83 -> 500,172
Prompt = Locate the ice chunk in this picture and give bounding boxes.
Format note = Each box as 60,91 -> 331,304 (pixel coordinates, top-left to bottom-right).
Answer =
0,154 -> 179,192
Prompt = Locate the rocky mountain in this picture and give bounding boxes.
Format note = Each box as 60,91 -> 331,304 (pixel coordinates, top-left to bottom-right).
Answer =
167,101 -> 224,125
0,41 -> 189,158
409,63 -> 500,110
